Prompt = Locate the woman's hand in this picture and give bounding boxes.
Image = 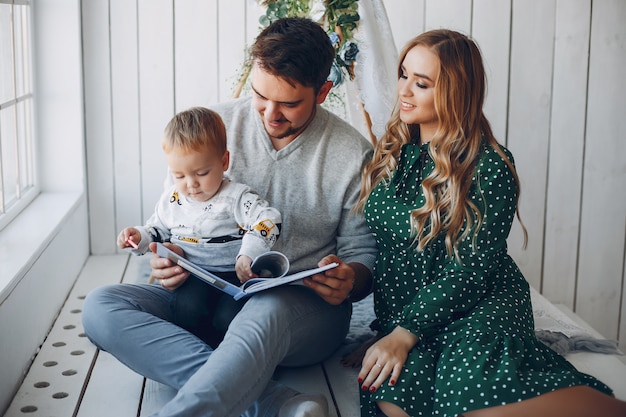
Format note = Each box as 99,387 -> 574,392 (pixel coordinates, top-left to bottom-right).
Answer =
148,242 -> 190,290
357,326 -> 418,392
302,255 -> 359,305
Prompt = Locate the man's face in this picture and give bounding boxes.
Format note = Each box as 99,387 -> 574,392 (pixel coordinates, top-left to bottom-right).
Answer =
250,63 -> 331,149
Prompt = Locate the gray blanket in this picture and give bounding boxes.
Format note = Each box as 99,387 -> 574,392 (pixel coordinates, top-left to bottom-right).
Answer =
347,294 -> 622,356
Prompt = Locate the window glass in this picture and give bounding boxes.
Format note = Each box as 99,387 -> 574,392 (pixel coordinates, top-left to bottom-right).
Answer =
0,4 -> 12,104
0,0 -> 35,226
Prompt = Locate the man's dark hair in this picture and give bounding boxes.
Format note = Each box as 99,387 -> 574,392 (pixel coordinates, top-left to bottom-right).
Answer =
251,17 -> 334,92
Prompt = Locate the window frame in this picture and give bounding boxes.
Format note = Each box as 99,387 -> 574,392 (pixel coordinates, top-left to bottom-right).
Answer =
0,0 -> 38,232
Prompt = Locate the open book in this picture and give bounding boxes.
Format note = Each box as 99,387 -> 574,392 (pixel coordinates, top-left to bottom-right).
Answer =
156,243 -> 339,300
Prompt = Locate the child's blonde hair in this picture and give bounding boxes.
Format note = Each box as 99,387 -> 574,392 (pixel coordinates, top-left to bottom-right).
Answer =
163,107 -> 227,154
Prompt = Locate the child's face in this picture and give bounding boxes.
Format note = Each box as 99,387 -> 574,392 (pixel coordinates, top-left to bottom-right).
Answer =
166,145 -> 229,202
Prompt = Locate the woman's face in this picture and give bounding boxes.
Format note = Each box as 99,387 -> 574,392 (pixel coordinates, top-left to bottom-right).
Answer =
397,45 -> 440,142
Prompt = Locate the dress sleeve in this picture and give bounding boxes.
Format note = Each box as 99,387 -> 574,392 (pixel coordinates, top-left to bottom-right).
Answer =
399,147 -> 519,339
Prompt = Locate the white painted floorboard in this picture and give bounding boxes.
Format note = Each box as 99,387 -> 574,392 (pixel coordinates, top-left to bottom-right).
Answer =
3,255 -> 129,417
8,253 -> 622,417
76,351 -> 144,417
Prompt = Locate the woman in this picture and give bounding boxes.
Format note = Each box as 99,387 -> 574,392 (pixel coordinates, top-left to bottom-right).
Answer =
354,29 -> 626,417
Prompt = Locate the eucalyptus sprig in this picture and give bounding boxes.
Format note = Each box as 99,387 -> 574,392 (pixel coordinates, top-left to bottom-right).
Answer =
258,0 -> 310,26
233,0 -> 360,97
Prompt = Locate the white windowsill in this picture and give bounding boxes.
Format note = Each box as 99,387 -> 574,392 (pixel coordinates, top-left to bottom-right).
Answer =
0,191 -> 84,304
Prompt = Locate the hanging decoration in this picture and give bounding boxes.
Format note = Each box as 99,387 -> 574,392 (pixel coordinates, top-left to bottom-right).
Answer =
232,0 -> 360,98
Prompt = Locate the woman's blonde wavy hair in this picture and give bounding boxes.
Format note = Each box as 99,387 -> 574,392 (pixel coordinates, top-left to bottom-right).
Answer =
356,29 -> 526,258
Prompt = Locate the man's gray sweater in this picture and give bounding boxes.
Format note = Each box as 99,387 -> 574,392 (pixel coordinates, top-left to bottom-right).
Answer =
212,97 -> 377,274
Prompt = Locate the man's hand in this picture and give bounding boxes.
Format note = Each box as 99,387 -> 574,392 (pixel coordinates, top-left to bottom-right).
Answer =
303,255 -> 371,305
148,242 -> 190,290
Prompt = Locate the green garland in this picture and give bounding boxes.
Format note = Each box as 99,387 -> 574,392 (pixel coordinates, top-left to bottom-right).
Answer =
233,0 -> 360,97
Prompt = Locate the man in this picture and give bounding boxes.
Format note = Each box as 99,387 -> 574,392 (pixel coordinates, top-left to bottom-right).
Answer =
82,17 -> 376,417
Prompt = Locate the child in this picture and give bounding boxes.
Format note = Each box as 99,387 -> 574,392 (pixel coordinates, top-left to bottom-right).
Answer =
118,106 -> 282,284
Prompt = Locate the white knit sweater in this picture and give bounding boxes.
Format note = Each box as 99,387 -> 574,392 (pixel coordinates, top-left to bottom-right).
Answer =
132,178 -> 281,270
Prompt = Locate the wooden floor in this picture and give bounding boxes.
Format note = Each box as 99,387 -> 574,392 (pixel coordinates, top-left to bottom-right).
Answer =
4,254 -> 626,417
3,254 -> 363,417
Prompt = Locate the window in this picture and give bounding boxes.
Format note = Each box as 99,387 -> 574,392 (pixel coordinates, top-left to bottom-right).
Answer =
0,0 -> 36,231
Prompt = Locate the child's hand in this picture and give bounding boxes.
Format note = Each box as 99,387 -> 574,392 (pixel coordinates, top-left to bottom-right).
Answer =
235,255 -> 255,283
117,227 -> 141,249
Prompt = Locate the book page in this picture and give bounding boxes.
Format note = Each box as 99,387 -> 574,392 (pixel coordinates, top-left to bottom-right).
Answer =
242,263 -> 339,294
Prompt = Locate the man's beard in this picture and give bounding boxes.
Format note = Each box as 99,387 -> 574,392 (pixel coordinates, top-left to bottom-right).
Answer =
267,125 -> 300,140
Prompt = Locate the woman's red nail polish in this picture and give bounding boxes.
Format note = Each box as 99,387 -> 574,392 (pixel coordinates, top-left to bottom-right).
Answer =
361,385 -> 368,391
357,378 -> 363,383
390,380 -> 395,386
370,386 -> 377,393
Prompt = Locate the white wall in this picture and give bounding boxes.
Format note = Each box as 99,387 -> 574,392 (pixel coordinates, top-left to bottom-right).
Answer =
80,0 -> 626,348
0,0 -> 89,412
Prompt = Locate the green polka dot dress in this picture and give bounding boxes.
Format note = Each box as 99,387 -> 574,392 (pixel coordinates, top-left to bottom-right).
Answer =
361,141 -> 612,416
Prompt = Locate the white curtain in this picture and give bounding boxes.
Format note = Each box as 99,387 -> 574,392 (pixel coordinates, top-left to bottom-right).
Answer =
352,0 -> 398,143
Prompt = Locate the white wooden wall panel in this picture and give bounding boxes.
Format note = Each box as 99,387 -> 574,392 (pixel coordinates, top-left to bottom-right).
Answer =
383,0 -> 424,51
472,0 -> 512,144
174,0 -> 219,111
575,0 -> 626,340
542,0 -> 591,307
218,0 -> 249,101
111,0 -> 143,250
137,1 -> 175,222
35,0 -> 85,193
424,0 -> 471,33
81,0 -> 626,347
83,0 -> 116,254
246,0 -> 266,46
506,0 -> 556,290
621,251 -> 626,350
